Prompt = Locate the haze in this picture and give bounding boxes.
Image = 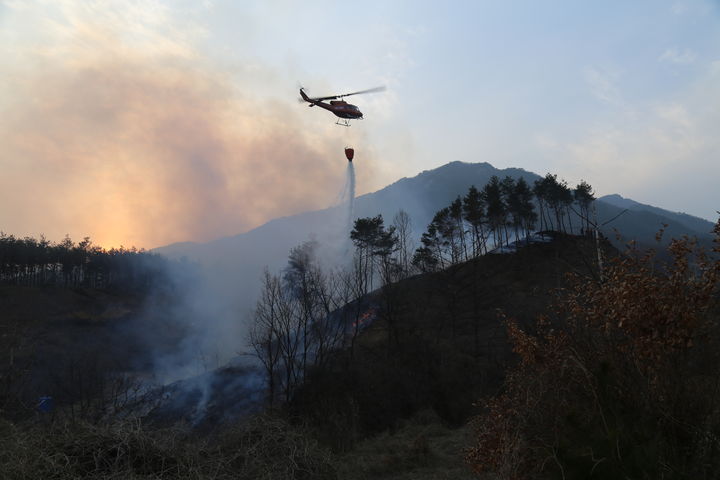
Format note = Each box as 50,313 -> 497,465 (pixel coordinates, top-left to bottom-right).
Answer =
1,1 -> 718,248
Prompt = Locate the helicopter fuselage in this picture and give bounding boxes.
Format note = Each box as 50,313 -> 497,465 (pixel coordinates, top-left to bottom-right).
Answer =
310,99 -> 363,119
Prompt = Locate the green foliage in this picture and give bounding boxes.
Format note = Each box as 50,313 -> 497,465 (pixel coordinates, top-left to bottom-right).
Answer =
533,173 -> 575,233
415,173 -> 582,270
0,232 -> 187,293
350,215 -> 398,258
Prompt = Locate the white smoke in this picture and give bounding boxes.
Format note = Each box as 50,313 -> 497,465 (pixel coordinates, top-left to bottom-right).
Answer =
144,152 -> 359,388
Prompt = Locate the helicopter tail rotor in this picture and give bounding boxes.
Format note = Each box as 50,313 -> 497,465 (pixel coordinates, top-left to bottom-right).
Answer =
298,86 -> 310,103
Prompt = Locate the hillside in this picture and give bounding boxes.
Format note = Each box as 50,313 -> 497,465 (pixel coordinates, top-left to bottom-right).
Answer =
5,227 -> 717,479
2,232 -> 610,427
126,232 -> 614,433
600,193 -> 715,235
151,161 -> 716,371
598,193 -> 716,250
0,286 -> 190,421
289,233 -> 615,441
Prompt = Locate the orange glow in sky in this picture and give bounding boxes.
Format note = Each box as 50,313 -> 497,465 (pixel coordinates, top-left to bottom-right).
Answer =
0,3 -> 382,249
2,2 -> 718,249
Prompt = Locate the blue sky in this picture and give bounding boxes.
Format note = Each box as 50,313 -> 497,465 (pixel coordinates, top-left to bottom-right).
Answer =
1,1 -> 718,247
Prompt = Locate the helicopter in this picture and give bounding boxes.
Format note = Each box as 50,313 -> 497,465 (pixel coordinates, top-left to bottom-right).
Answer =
299,86 -> 385,126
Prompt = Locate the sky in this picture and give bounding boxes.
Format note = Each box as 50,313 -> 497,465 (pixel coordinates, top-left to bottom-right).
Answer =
1,0 -> 718,248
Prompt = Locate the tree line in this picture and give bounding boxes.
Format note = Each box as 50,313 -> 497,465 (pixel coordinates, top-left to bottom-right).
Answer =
0,233 -> 177,292
412,174 -> 595,272
248,172 -> 596,410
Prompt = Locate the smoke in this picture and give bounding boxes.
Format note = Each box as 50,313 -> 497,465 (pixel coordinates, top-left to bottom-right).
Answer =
0,4 -> 392,408
136,150 -> 363,389
0,2 -> 379,248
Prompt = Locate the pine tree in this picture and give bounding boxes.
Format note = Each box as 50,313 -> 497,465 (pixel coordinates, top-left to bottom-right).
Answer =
574,180 -> 595,235
463,185 -> 488,257
482,176 -> 507,248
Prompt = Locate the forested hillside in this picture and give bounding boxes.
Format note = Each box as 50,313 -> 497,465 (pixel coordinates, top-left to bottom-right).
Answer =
0,233 -> 186,292
0,170 -> 717,478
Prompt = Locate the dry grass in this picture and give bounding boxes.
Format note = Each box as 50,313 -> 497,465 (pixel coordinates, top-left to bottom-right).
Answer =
0,410 -> 482,479
0,415 -> 337,479
0,418 -> 213,479
335,410 -> 479,480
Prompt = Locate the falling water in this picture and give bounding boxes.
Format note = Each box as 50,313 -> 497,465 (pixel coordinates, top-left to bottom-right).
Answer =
335,160 -> 356,234
326,156 -> 356,261
346,161 -> 356,233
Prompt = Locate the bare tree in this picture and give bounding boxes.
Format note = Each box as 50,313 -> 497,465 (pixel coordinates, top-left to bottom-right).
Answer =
392,209 -> 415,278
249,269 -> 287,407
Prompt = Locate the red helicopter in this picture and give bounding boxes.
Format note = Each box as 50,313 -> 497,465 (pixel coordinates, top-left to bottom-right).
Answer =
299,86 -> 385,126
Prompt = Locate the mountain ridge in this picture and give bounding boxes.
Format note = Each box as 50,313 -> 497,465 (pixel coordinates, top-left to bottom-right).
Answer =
155,161 -> 715,260
150,161 -> 716,359
600,193 -> 715,236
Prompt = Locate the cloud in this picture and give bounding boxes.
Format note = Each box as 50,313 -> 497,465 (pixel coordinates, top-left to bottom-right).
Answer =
0,2 -> 376,248
659,47 -> 698,64
583,66 -> 623,106
537,61 -> 720,221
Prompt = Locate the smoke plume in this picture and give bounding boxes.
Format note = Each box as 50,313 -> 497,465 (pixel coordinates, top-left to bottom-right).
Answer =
0,3 -> 378,248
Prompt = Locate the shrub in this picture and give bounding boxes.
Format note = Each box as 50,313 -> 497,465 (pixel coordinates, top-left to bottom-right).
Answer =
218,414 -> 337,480
0,419 -> 209,479
467,221 -> 720,479
0,414 -> 337,479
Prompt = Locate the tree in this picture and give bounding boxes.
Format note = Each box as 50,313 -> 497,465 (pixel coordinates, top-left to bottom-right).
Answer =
500,177 -> 517,245
393,209 -> 415,278
533,176 -> 550,231
0,232 -> 175,292
249,269 -> 285,407
251,240 -> 358,405
413,210 -> 454,271
534,173 -> 572,233
574,180 -> 595,235
449,197 -> 468,261
482,176 -> 507,248
468,223 -> 720,478
463,185 -> 488,257
514,178 -> 537,241
350,215 -> 399,289
350,216 -> 383,293
284,241 -> 321,382
556,178 -> 574,233
411,243 -> 440,273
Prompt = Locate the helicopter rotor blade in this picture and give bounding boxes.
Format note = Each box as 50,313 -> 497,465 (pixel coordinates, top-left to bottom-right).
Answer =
298,86 -> 338,102
337,85 -> 386,98
298,85 -> 386,102
306,94 -> 340,102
